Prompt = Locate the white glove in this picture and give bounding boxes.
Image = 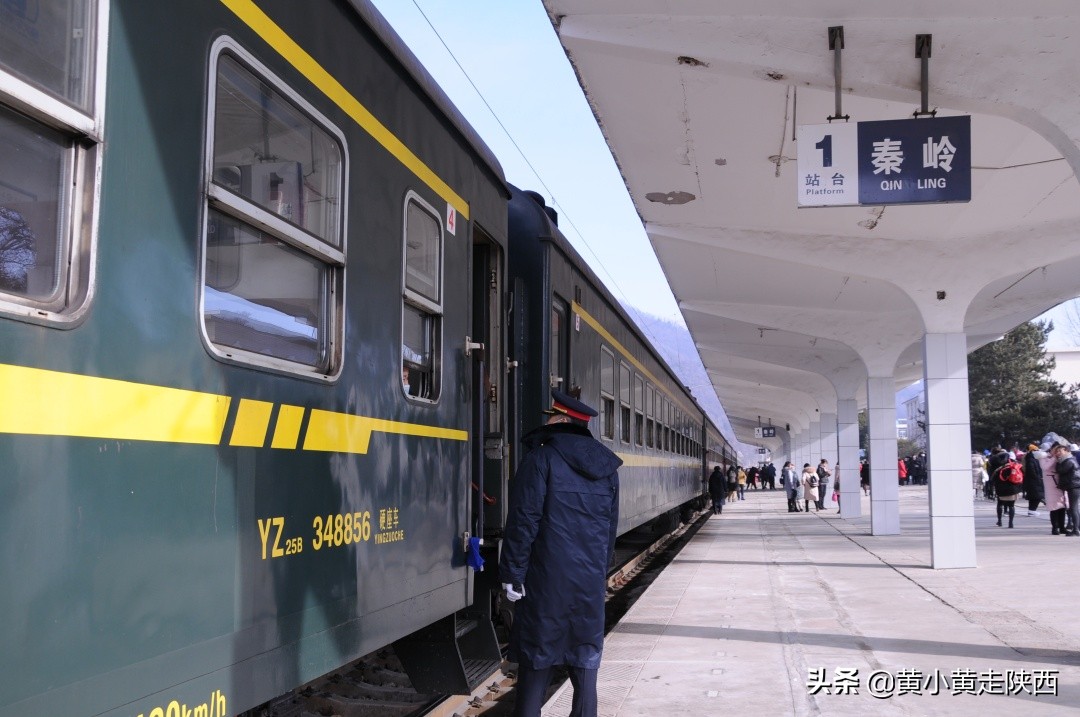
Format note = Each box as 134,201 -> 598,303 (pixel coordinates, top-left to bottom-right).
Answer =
503,583 -> 525,602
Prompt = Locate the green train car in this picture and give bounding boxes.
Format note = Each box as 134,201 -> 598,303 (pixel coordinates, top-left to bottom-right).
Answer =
505,186 -> 729,535
0,1 -> 508,715
0,2 -> 731,716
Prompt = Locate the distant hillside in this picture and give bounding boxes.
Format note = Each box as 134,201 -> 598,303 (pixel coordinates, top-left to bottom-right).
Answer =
623,305 -> 747,457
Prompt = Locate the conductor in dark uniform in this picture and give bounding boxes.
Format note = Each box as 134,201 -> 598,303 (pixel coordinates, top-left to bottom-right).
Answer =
499,389 -> 622,717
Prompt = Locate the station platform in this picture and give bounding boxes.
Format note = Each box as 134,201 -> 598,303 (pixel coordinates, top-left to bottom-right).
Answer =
542,486 -> 1080,716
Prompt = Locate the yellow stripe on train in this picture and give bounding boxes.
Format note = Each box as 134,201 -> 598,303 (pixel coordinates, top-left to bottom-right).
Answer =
615,453 -> 700,469
0,364 -> 231,444
0,364 -> 467,452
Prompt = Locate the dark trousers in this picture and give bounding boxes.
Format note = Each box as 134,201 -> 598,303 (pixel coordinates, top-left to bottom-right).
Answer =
1028,497 -> 1041,511
996,500 -> 1015,527
1051,508 -> 1067,534
1067,488 -> 1080,535
514,664 -> 598,717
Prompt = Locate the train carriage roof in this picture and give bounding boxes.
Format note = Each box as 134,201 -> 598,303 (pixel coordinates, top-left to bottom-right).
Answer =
511,185 -> 731,445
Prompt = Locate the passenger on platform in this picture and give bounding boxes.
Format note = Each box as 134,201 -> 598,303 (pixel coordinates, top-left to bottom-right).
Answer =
746,465 -> 759,490
726,464 -> 739,503
912,451 -> 928,485
762,462 -> 777,490
1038,441 -> 1068,535
801,463 -> 819,513
1022,443 -> 1045,516
971,452 -> 987,499
737,465 -> 748,500
708,465 -> 726,515
859,460 -> 870,496
815,459 -> 832,510
992,455 -> 1022,528
897,457 -> 908,486
833,469 -> 841,514
1050,439 -> 1080,537
782,461 -> 800,512
499,389 -> 622,717
985,447 -> 1009,500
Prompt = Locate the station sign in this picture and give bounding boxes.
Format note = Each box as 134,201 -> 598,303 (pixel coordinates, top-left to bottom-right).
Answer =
753,426 -> 776,438
796,123 -> 859,207
797,116 -> 971,207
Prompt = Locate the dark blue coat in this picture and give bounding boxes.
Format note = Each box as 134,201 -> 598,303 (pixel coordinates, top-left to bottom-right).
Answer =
499,422 -> 621,669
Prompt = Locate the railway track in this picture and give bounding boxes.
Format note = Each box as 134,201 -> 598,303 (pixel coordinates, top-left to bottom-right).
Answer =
240,511 -> 708,717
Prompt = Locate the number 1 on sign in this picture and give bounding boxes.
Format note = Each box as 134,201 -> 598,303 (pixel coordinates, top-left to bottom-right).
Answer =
815,134 -> 833,168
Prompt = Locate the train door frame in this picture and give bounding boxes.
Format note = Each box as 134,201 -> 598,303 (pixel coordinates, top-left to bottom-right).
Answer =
550,295 -> 570,392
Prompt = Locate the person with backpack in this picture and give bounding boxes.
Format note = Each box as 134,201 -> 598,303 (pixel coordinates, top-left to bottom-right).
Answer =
992,454 -> 1024,528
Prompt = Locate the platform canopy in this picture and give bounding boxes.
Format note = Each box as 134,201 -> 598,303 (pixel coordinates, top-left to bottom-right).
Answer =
541,0 -> 1080,452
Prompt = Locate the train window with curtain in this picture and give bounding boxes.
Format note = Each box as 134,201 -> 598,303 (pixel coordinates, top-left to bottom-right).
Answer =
0,0 -> 104,323
599,347 -> 615,440
634,375 -> 644,447
402,195 -> 443,401
619,362 -> 631,443
203,44 -> 346,378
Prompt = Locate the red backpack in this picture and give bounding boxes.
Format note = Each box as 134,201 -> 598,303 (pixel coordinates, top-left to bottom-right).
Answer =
999,460 -> 1024,485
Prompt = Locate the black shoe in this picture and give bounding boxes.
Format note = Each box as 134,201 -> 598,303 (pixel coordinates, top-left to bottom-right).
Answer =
1067,532 -> 1079,536
1008,523 -> 1014,528
1052,528 -> 1060,535
996,520 -> 1001,526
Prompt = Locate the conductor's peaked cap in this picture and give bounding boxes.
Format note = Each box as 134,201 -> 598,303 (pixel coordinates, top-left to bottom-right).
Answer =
544,389 -> 598,421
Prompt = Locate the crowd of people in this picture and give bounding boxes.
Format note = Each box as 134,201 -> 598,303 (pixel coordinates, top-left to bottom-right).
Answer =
972,432 -> 1080,534
705,435 -> 1080,535
707,458 -> 844,515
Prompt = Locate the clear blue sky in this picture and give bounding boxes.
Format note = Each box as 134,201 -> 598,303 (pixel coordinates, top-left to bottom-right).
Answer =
368,0 -> 684,324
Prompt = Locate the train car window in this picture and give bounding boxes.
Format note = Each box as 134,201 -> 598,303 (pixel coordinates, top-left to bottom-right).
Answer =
660,399 -> 669,451
599,347 -> 615,440
212,55 -> 343,247
0,0 -> 103,323
634,375 -> 644,447
402,195 -> 443,401
645,385 -> 655,449
619,362 -> 631,443
203,44 -> 346,378
0,0 -> 97,112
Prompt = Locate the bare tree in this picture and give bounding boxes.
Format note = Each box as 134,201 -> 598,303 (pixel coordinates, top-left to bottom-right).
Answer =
0,207 -> 36,292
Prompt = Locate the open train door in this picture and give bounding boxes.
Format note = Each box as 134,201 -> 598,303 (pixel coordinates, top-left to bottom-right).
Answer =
393,228 -> 505,694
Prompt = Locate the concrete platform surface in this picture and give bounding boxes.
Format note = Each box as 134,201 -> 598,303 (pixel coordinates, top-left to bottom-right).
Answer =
543,486 -> 1080,716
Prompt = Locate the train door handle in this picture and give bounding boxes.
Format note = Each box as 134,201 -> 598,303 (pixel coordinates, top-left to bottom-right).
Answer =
464,336 -> 485,357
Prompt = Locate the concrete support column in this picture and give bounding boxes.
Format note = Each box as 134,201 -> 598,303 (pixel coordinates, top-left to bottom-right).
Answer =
809,421 -> 821,467
820,411 -> 838,508
837,399 -> 861,518
924,333 -> 977,568
820,412 -> 838,463
868,377 -> 900,535
793,431 -> 805,468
